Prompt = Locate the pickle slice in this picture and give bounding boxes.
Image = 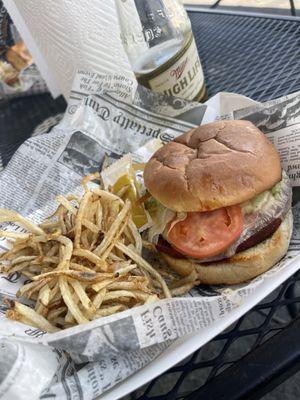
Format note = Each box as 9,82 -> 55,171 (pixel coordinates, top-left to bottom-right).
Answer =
112,170 -> 149,229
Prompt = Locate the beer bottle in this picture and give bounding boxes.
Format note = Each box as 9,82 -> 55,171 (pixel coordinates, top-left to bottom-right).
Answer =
115,0 -> 206,102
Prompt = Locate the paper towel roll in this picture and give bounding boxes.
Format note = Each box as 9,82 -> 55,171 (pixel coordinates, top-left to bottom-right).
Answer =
3,0 -> 133,99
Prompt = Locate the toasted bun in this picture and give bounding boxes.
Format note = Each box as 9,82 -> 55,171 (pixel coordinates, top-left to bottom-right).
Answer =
144,120 -> 282,212
161,210 -> 293,285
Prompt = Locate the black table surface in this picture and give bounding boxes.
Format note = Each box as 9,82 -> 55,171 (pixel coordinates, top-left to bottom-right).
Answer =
1,7 -> 300,400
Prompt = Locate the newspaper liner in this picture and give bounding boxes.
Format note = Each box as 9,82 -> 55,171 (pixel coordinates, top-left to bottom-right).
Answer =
0,71 -> 300,399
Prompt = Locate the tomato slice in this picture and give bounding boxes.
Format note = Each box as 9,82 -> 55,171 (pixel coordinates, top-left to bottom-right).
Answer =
167,205 -> 244,259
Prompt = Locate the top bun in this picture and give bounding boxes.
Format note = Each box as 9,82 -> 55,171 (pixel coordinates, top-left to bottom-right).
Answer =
144,120 -> 282,212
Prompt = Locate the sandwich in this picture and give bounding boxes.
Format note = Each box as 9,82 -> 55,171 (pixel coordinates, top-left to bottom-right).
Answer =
144,120 -> 293,285
6,41 -> 33,72
0,61 -> 19,86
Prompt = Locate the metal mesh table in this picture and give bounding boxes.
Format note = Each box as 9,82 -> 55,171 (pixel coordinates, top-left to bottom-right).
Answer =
0,93 -> 66,168
1,7 -> 300,400
190,8 -> 300,102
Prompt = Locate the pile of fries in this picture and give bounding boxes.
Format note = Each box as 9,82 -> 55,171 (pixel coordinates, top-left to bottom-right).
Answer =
0,174 -> 198,332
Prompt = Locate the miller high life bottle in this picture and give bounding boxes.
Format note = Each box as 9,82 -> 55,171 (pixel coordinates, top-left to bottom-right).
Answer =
115,0 -> 206,102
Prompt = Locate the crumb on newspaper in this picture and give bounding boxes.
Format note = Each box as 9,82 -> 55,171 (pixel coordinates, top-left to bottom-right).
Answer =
0,172 -> 199,332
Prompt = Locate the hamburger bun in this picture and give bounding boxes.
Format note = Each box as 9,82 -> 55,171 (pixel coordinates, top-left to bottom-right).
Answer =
144,120 -> 282,212
161,210 -> 293,285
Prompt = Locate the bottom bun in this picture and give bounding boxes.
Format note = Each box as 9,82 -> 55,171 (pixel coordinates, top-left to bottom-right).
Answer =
162,210 -> 293,285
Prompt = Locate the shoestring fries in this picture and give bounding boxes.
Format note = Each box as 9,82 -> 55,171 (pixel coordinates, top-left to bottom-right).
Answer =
0,173 -> 199,332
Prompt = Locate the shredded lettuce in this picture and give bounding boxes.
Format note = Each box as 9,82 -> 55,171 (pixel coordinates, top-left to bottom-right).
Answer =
147,202 -> 175,244
241,171 -> 288,215
146,198 -> 188,244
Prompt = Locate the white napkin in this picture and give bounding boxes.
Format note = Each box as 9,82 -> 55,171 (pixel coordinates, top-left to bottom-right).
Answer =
3,0 -> 133,99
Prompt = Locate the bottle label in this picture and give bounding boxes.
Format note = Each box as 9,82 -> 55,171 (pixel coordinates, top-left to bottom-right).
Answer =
147,36 -> 205,102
